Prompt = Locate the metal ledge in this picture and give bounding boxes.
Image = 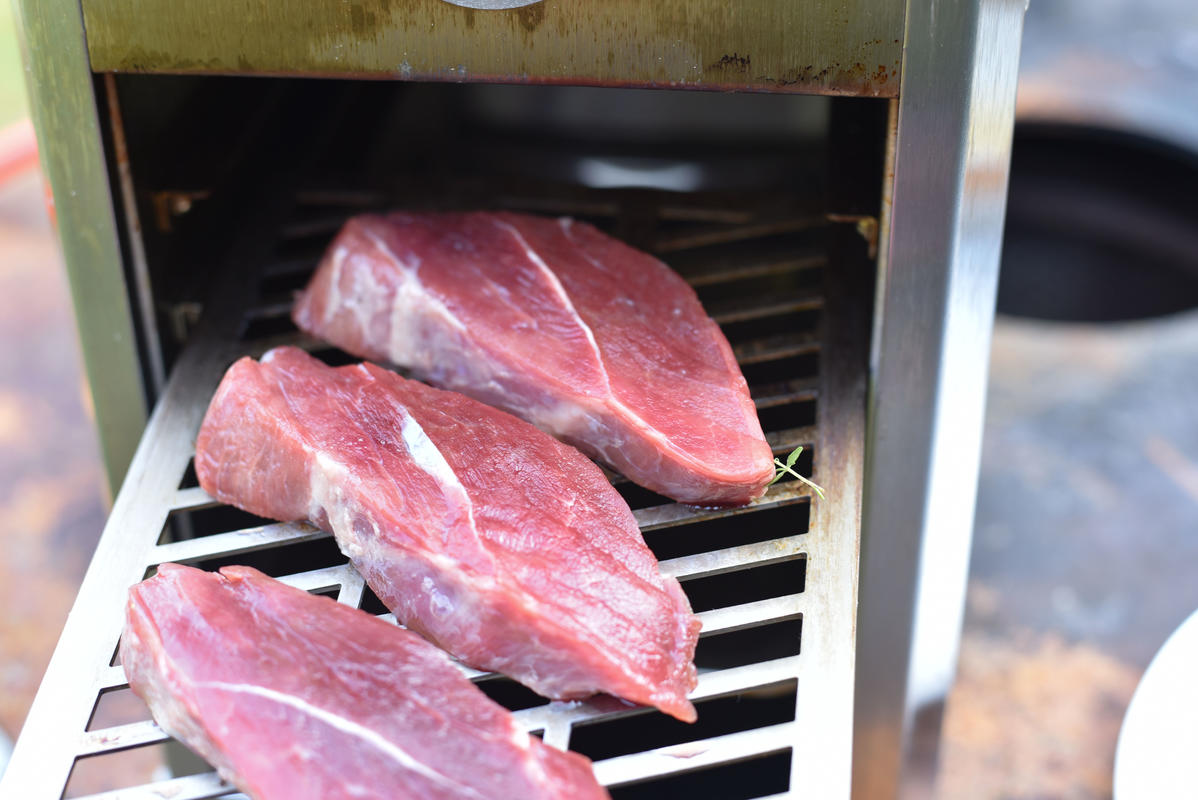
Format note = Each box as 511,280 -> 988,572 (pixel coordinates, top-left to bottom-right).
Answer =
81,0 -> 902,97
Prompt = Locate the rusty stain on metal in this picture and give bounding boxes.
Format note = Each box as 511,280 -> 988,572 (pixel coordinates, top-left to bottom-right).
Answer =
826,213 -> 879,259
80,0 -> 903,97
151,190 -> 210,233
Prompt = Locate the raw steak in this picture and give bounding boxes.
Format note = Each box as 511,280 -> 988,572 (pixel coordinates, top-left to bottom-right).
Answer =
196,346 -> 700,721
292,210 -> 774,506
122,564 -> 609,800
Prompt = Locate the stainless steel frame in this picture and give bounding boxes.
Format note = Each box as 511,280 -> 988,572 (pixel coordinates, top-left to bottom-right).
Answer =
854,0 -> 1026,797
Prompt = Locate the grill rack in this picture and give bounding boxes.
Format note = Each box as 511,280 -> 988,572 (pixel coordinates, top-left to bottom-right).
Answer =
6,187 -> 867,799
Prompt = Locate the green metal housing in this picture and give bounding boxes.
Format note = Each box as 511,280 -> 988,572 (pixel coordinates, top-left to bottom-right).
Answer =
13,0 -> 147,491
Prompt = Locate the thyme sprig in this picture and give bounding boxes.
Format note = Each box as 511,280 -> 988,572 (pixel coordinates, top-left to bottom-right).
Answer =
767,446 -> 826,499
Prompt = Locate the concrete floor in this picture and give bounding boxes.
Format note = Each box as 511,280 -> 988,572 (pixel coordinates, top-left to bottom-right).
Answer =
939,314 -> 1198,799
0,171 -> 108,739
2,170 -> 1197,796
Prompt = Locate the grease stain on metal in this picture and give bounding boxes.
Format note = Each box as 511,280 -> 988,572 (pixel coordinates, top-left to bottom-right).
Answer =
515,2 -> 545,32
710,52 -> 751,72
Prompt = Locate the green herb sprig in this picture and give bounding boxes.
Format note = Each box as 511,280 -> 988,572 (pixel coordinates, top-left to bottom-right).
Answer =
768,446 -> 826,499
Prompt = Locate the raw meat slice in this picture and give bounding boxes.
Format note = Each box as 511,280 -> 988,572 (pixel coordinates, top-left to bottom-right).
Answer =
292,210 -> 774,506
196,346 -> 700,721
122,563 -> 609,800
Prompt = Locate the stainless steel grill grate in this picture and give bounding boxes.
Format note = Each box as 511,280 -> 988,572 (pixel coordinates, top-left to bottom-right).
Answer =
4,188 -> 867,799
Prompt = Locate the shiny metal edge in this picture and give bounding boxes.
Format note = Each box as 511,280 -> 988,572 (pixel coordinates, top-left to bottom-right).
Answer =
852,0 -> 1027,798
789,187 -> 870,799
11,0 -> 148,491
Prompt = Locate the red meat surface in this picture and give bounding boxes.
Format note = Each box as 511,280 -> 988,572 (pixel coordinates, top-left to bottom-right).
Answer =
292,211 -> 773,505
195,346 -> 699,721
122,564 -> 609,800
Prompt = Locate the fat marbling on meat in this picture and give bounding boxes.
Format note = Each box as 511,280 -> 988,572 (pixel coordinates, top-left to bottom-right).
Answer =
292,211 -> 774,506
195,346 -> 700,721
122,563 -> 609,800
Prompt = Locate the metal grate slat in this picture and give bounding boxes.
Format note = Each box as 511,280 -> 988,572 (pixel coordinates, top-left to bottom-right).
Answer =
766,425 -> 818,454
96,666 -> 130,692
660,536 -> 806,581
76,772 -> 235,800
511,656 -> 803,732
591,721 -> 798,787
675,253 -> 825,288
633,482 -> 811,532
271,564 -> 360,594
734,330 -> 821,365
78,720 -> 167,757
753,376 -> 819,410
171,486 -> 219,511
695,594 -> 806,636
151,522 -> 326,565
705,290 -> 825,326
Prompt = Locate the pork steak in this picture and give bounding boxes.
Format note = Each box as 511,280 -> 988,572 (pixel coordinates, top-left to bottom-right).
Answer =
195,346 -> 700,721
292,211 -> 774,505
122,564 -> 609,800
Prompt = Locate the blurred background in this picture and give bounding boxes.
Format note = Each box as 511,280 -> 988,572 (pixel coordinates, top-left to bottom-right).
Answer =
0,0 -> 112,782
0,0 -> 1195,797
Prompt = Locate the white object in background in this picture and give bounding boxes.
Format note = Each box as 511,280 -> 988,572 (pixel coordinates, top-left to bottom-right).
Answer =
1115,607 -> 1198,799
0,727 -> 11,779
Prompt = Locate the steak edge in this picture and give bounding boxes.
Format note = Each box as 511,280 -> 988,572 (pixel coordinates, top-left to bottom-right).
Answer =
292,210 -> 774,505
122,563 -> 610,800
195,346 -> 700,721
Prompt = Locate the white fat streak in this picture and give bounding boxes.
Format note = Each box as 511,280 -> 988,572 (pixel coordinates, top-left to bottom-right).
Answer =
400,412 -> 478,537
358,227 -> 466,368
305,403 -> 491,599
508,218 -> 705,468
323,245 -> 347,325
193,681 -> 490,798
309,453 -> 353,550
322,243 -> 387,340
493,218 -> 605,371
308,453 -> 387,573
304,436 -> 619,706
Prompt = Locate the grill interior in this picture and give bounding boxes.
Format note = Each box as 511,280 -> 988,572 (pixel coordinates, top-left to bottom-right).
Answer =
21,79 -> 879,799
